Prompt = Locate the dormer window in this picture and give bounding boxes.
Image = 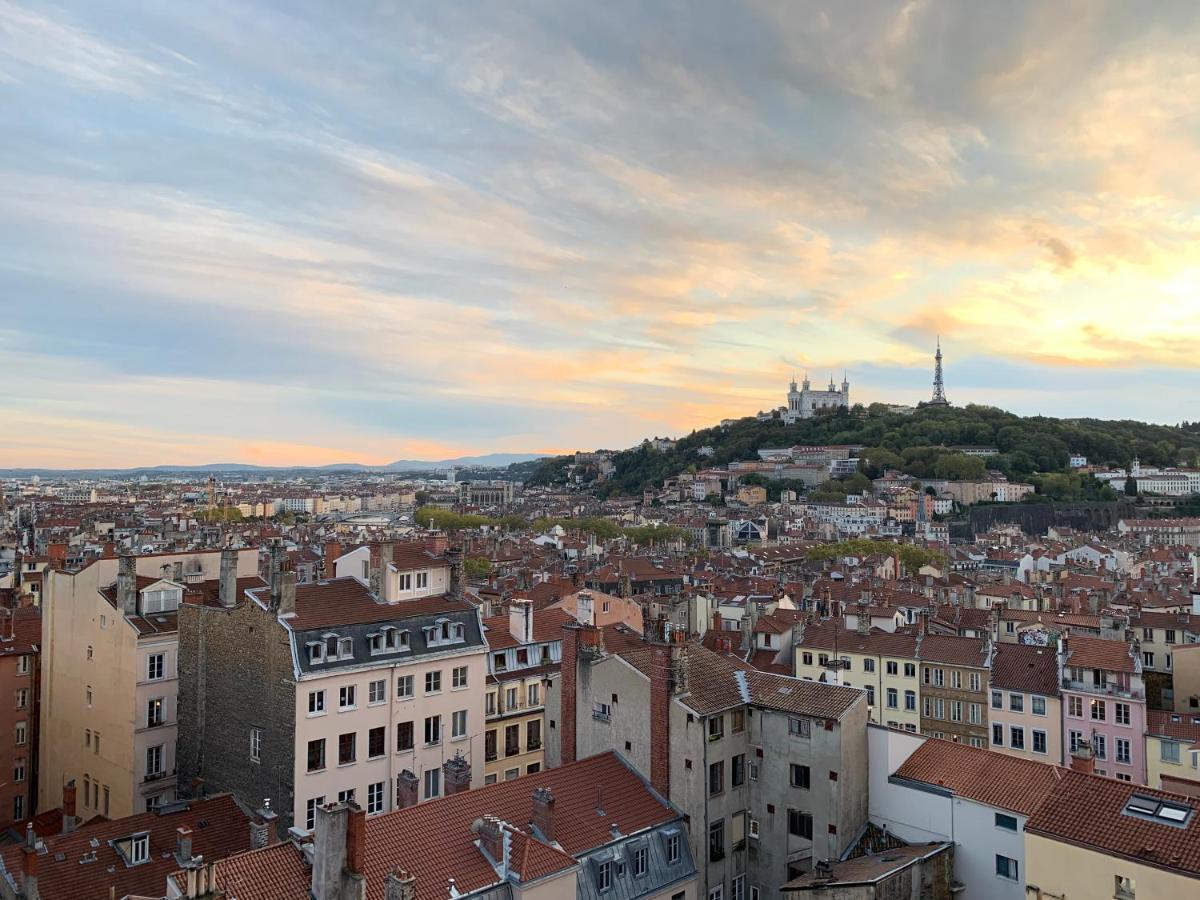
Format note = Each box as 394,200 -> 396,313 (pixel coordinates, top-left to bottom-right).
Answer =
141,586 -> 182,615
308,642 -> 325,664
369,633 -> 383,653
114,831 -> 150,866
338,638 -> 353,659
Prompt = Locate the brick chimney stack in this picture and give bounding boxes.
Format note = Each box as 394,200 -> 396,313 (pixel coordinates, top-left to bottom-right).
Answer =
1070,738 -> 1095,775
118,552 -> 137,616
61,780 -> 77,834
278,570 -> 296,617
561,624 -> 580,765
531,788 -> 555,843
385,869 -> 417,900
447,547 -> 465,602
649,643 -> 672,799
395,770 -> 419,809
21,824 -> 38,900
323,541 -> 343,580
443,752 -> 472,796
218,547 -> 238,610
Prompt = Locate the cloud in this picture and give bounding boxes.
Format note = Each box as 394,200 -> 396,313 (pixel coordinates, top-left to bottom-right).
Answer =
1,0 -> 1199,466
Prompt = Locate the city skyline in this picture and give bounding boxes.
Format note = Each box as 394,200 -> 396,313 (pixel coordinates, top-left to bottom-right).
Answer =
3,1 -> 1200,468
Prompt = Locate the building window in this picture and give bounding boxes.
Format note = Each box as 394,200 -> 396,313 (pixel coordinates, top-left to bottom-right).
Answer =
732,708 -> 745,732
1091,699 -> 1106,721
991,690 -> 1002,709
788,717 -> 811,738
632,846 -> 648,878
709,819 -> 725,861
368,726 -> 386,759
1068,696 -> 1082,717
995,855 -> 1018,881
666,833 -> 681,863
1010,727 -> 1025,751
146,653 -> 165,681
886,688 -> 898,708
416,572 -> 429,590
505,723 -> 520,756
865,685 -> 875,707
995,812 -> 1018,831
969,672 -> 981,691
309,690 -> 326,714
506,686 -> 519,709
13,759 -> 25,783
368,679 -> 386,704
1033,730 -> 1047,754
426,671 -> 442,694
308,740 -> 326,773
337,788 -> 356,804
904,690 -> 916,711
1117,738 -> 1131,765
423,768 -> 440,799
1115,702 -> 1131,726
597,860 -> 613,892
969,703 -> 982,725
86,685 -> 93,707
397,675 -> 414,699
338,685 -> 357,710
452,666 -> 469,689
452,710 -> 468,740
1032,696 -> 1046,716
904,662 -> 916,677
12,796 -> 23,821
787,810 -> 813,840
1161,740 -> 1181,763
863,658 -> 875,673
1009,693 -> 1024,712
505,767 -> 520,781
1069,730 -> 1083,753
732,875 -> 745,900
886,661 -> 898,676
709,760 -> 724,796
367,781 -> 385,814
708,715 -> 725,741
1095,734 -> 1107,760
527,719 -> 542,751
129,833 -> 150,865
397,721 -> 414,752
146,744 -> 163,777
1115,875 -> 1136,899
338,732 -> 356,765
250,727 -> 262,762
528,682 -> 540,706
424,715 -> 442,746
708,888 -> 723,900
147,697 -> 164,727
992,723 -> 1003,746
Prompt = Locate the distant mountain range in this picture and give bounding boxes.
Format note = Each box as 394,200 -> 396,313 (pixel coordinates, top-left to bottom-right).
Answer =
0,453 -> 546,478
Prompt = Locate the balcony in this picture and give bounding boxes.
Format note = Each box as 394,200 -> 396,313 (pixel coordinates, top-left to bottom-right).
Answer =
1061,679 -> 1144,701
527,739 -> 542,752
142,768 -> 177,786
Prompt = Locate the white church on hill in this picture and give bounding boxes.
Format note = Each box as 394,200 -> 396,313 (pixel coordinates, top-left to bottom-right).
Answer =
782,373 -> 850,422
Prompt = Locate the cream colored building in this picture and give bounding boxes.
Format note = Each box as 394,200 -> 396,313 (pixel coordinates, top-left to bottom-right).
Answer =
41,548 -> 259,818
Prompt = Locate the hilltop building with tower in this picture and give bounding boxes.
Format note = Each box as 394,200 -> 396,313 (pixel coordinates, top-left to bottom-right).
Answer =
782,373 -> 850,423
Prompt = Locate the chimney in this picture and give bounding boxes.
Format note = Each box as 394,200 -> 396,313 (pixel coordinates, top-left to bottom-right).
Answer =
712,610 -> 722,634
473,817 -> 505,866
856,600 -> 870,636
395,770 -> 419,809
443,752 -> 472,796
531,788 -> 555,843
561,625 -> 580,766
670,630 -> 689,696
576,592 -> 595,627
447,547 -> 464,602
425,532 -> 448,556
117,552 -> 137,616
323,541 -> 343,579
385,869 -> 417,900
311,802 -> 366,900
250,803 -> 277,849
1070,739 -> 1095,775
21,826 -> 39,900
649,644 -> 672,798
0,610 -> 13,641
176,826 -> 194,864
61,780 -> 77,834
268,540 -> 283,605
218,547 -> 238,609
278,570 -> 297,617
368,545 -> 383,597
509,599 -> 533,644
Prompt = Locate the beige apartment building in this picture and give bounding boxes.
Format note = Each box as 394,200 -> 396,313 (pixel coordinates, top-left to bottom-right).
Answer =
480,600 -> 566,784
40,547 -> 260,819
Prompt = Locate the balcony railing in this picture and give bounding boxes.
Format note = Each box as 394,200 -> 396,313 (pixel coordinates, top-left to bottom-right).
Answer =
1061,679 -> 1144,701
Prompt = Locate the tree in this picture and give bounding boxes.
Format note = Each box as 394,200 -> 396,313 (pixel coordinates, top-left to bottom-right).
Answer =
464,556 -> 492,579
1125,476 -> 1138,497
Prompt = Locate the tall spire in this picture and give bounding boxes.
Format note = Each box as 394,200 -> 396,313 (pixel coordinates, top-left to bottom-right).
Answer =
930,337 -> 949,406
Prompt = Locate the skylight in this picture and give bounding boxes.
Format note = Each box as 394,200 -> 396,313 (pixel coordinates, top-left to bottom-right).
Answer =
1123,795 -> 1194,827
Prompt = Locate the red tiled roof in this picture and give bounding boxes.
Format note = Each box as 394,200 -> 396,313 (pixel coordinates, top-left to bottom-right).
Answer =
893,738 -> 1067,816
989,643 -> 1060,696
916,634 -> 989,668
199,841 -> 311,900
481,608 -> 573,650
1025,770 -> 1200,877
260,578 -> 476,631
1064,635 -> 1137,673
0,795 -> 253,900
1148,710 -> 1200,742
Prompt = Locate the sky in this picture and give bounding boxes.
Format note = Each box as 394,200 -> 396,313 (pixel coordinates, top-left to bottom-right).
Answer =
2,1 -> 1199,468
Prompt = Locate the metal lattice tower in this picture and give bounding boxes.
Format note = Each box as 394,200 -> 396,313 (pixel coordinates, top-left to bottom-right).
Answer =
930,337 -> 949,405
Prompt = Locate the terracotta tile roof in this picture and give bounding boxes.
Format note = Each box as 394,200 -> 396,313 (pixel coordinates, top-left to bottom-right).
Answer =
989,643 -> 1060,696
797,624 -> 919,660
1148,710 -> 1200,742
0,794 -> 253,900
182,575 -> 269,609
741,670 -> 864,720
361,751 -> 675,900
916,634 -> 989,668
893,738 -> 1067,816
0,607 -> 41,656
199,841 -> 310,900
747,648 -> 791,675
1025,771 -> 1200,877
617,642 -> 752,714
258,578 -> 476,631
1064,635 -> 1137,673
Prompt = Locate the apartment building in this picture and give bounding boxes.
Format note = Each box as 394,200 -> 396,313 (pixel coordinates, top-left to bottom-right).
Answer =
1145,709 -> 1200,792
918,634 -> 992,747
177,545 -> 488,831
795,621 -> 921,732
548,612 -> 868,898
0,608 -> 40,828
987,642 -> 1062,764
1130,609 -> 1196,679
479,600 -> 566,784
40,548 -> 260,819
328,539 -> 451,601
1058,635 -> 1148,783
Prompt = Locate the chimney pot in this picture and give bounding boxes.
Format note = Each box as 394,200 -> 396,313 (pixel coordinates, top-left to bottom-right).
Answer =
531,788 -> 555,843
218,548 -> 238,609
